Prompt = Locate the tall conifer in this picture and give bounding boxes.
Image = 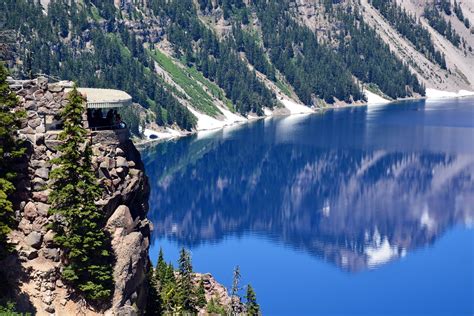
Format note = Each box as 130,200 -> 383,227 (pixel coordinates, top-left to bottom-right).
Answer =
49,86 -> 113,303
245,284 -> 261,316
0,63 -> 24,259
177,248 -> 195,312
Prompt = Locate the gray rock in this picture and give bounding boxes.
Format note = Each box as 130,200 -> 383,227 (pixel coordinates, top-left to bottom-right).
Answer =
33,190 -> 50,203
32,177 -> 46,191
44,304 -> 55,313
107,205 -> 134,233
43,230 -> 55,247
116,156 -> 129,168
37,77 -> 48,89
24,202 -> 38,219
18,218 -> 33,234
36,202 -> 50,216
115,147 -> 125,157
22,247 -> 38,260
111,232 -> 147,312
42,248 -> 60,262
28,118 -> 42,129
35,167 -> 50,180
47,84 -> 63,93
100,160 -> 110,170
25,100 -> 37,110
25,231 -> 43,249
116,167 -> 128,178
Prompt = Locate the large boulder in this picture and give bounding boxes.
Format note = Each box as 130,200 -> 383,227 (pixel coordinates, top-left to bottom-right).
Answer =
25,231 -> 43,249
110,232 -> 149,312
107,205 -> 135,234
24,202 -> 38,219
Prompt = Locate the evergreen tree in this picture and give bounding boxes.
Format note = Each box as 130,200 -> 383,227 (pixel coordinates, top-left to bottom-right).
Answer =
177,248 -> 195,312
49,86 -> 113,304
0,63 -> 25,259
245,284 -> 260,316
206,297 -> 227,314
196,277 -> 207,308
145,268 -> 162,315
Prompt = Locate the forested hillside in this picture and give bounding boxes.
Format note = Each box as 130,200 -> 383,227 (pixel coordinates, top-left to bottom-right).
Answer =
2,0 -> 472,132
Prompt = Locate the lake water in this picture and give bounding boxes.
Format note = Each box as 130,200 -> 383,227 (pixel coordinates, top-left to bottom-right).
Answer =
142,98 -> 474,315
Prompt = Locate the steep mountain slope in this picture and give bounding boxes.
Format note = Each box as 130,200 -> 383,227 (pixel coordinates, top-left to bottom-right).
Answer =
362,0 -> 474,93
1,0 -> 472,135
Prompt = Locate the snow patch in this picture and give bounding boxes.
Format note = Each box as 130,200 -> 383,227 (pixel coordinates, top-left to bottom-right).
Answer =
364,89 -> 390,105
278,97 -> 314,114
188,106 -> 246,132
144,128 -> 181,140
426,88 -> 474,99
263,107 -> 273,116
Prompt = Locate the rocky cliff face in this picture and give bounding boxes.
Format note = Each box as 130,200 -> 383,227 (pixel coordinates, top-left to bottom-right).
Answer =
3,77 -> 151,315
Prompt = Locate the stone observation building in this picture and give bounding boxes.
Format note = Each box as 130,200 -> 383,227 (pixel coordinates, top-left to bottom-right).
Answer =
5,77 -> 150,315
38,82 -> 134,145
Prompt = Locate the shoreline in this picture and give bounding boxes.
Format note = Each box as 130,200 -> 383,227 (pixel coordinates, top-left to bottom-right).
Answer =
134,91 -> 474,150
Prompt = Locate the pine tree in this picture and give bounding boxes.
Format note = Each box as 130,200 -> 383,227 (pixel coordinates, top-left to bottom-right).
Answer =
49,86 -> 113,304
177,248 -> 195,312
156,248 -> 167,284
0,63 -> 25,259
196,277 -> 207,308
245,284 -> 261,316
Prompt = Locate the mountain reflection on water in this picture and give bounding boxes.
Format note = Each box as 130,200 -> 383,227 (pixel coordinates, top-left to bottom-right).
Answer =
142,99 -> 474,272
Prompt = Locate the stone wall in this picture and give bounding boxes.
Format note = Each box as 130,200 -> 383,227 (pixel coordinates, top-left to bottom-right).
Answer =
3,77 -> 151,315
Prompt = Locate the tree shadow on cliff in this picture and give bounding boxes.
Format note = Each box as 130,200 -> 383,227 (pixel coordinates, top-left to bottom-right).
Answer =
0,252 -> 37,313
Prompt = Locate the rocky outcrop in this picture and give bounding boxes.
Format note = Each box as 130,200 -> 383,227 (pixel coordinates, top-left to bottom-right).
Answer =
3,77 -> 150,315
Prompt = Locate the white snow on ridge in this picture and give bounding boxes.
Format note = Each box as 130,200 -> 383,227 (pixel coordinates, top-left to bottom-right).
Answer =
278,97 -> 314,114
426,88 -> 474,99
364,89 -> 390,105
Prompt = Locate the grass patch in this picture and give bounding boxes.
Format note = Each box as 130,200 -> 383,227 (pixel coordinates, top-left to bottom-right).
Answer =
275,79 -> 293,98
151,49 -> 222,117
187,67 -> 235,112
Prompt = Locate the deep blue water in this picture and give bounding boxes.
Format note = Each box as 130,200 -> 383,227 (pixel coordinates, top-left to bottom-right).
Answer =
142,98 -> 474,315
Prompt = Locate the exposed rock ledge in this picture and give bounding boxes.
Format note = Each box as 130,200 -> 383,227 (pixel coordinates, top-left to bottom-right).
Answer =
1,77 -> 151,315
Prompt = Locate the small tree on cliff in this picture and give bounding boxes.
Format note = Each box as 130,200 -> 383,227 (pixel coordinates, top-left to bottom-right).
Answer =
0,63 -> 25,259
49,86 -> 113,304
245,284 -> 261,316
196,277 -> 207,308
177,248 -> 195,312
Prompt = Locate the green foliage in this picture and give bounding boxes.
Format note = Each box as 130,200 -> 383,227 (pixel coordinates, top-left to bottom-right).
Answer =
118,105 -> 142,137
336,9 -> 425,98
1,0 -> 196,131
0,301 -> 17,315
48,87 -> 113,304
150,0 -> 275,115
151,49 -> 222,117
0,63 -> 25,259
177,248 -> 195,312
196,278 -> 207,308
254,0 -> 363,104
206,297 -> 227,315
245,284 -> 260,316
